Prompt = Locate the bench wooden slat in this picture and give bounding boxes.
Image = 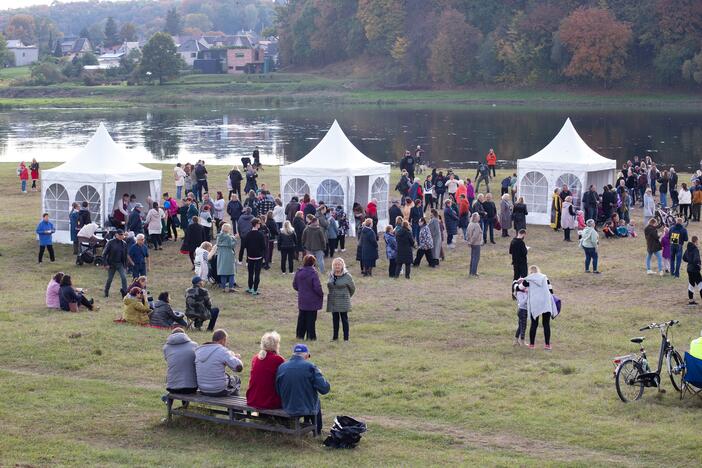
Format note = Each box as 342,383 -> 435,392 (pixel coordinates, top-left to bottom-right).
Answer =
167,392 -> 292,417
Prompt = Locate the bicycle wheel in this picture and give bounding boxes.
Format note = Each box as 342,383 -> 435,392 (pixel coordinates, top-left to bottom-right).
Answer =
615,359 -> 644,402
667,349 -> 684,392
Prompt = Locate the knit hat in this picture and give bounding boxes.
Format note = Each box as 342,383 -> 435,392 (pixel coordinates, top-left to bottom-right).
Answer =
192,276 -> 202,285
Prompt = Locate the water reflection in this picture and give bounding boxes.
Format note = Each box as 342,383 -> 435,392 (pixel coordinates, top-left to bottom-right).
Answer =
1,106 -> 701,169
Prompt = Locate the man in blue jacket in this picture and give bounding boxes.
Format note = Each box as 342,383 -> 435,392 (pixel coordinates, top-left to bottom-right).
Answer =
36,213 -> 55,263
128,203 -> 143,235
276,344 -> 330,435
670,218 -> 689,278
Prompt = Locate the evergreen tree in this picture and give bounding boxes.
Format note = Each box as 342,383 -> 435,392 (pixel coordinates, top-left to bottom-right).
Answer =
164,8 -> 182,36
104,17 -> 120,47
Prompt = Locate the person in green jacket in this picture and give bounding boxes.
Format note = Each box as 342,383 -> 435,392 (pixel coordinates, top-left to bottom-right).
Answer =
326,257 -> 356,341
579,219 -> 600,274
216,223 -> 238,293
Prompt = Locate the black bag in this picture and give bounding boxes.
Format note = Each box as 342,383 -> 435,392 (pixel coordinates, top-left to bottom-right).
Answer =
323,416 -> 367,449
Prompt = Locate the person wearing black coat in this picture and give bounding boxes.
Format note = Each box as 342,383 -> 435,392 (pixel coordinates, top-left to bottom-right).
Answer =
388,201 -> 402,227
443,200 -> 459,247
482,194 -> 497,244
684,236 -> 702,305
77,202 -> 92,229
240,219 -> 267,294
601,186 -> 617,221
509,230 -> 529,280
228,168 -> 243,199
183,216 -> 206,268
226,195 -> 243,234
512,198 -> 528,233
581,185 -> 599,223
102,230 -> 129,298
285,198 -> 301,222
128,205 -> 143,234
359,219 -> 379,276
409,199 -> 424,243
293,214 -> 306,260
394,221 -> 415,279
277,223 -> 297,273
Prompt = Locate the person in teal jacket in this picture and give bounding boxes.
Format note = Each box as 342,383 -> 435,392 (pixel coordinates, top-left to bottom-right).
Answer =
36,213 -> 56,263
276,343 -> 330,435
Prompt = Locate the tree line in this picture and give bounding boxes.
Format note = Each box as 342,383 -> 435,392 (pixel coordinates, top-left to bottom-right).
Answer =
275,0 -> 702,87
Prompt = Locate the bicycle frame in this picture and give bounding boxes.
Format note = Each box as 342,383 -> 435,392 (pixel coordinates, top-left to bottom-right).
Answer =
614,322 -> 676,387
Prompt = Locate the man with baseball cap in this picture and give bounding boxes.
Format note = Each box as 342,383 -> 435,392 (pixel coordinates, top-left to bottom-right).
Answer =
275,344 -> 330,435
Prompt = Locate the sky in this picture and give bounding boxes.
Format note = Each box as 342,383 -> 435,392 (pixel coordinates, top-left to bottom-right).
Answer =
1,0 -> 127,10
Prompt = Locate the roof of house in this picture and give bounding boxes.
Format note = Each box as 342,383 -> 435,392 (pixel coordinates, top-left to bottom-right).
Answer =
178,38 -> 209,53
71,38 -> 91,53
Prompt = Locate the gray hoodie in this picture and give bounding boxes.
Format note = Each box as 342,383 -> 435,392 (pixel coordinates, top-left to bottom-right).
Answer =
163,333 -> 198,391
194,343 -> 243,393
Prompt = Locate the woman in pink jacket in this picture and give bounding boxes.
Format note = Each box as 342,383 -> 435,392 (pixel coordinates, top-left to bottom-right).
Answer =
46,272 -> 64,309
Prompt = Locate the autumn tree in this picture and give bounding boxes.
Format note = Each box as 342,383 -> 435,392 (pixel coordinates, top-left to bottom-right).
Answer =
139,32 -> 182,84
120,23 -> 138,42
104,17 -> 120,47
5,14 -> 36,44
558,7 -> 632,87
428,9 -> 482,84
356,0 -> 405,56
0,34 -> 14,67
184,13 -> 212,33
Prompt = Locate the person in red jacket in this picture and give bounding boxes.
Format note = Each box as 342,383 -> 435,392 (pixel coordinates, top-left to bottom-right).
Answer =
18,162 -> 29,193
30,158 -> 40,192
486,148 -> 497,177
246,331 -> 285,409
366,199 -> 379,236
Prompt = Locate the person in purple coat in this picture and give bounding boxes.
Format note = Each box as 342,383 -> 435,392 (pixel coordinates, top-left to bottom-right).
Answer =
292,255 -> 324,341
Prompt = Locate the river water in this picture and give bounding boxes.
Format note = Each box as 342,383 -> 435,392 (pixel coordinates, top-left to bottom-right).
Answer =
2,105 -> 701,169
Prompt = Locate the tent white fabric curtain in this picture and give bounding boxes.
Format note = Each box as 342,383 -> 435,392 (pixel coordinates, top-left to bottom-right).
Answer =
516,119 -> 616,225
42,123 -> 162,243
279,121 -> 391,236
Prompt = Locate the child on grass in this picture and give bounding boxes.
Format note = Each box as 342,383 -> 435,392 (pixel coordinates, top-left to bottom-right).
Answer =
512,279 -> 528,346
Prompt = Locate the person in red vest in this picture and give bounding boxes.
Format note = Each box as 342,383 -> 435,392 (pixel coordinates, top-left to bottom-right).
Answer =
486,148 -> 497,177
247,331 -> 285,409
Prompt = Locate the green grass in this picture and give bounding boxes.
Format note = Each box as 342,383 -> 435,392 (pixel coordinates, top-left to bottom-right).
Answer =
1,72 -> 701,109
0,65 -> 30,85
1,162 -> 701,466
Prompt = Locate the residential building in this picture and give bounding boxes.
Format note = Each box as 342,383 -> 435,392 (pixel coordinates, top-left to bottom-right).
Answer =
194,48 -> 227,74
6,40 -> 38,66
226,46 -> 264,74
61,37 -> 93,58
177,38 -> 209,67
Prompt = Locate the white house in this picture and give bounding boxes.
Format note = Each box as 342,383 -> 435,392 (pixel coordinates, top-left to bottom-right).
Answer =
6,40 -> 38,66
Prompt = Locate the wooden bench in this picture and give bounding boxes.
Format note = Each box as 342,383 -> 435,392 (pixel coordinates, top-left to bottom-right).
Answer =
165,392 -> 318,437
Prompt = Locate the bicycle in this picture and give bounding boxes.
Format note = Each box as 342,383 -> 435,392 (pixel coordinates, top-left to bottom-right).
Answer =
612,320 -> 684,402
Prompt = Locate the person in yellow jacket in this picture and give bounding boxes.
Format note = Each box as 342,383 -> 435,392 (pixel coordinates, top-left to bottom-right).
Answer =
550,188 -> 562,231
122,287 -> 151,325
691,331 -> 702,360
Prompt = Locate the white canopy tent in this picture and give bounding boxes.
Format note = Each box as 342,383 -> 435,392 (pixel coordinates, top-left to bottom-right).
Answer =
517,118 -> 616,225
279,120 -> 391,236
42,123 -> 162,243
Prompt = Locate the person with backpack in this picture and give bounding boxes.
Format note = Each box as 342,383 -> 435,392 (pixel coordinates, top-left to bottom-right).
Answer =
683,236 -> 702,305
395,171 -> 410,205
669,218 -> 689,278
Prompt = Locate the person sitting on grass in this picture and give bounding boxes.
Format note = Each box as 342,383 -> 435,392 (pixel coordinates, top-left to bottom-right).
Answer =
246,331 -> 285,409
59,274 -> 96,312
195,329 -> 243,397
122,287 -> 150,324
46,272 -> 64,309
163,328 -> 198,395
276,343 -> 330,436
151,292 -> 188,328
185,276 -> 220,331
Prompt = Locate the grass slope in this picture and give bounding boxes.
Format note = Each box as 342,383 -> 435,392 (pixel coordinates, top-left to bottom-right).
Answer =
1,162 -> 701,467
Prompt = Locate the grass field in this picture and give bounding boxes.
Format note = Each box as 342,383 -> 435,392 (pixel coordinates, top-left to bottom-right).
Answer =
1,162 -> 701,467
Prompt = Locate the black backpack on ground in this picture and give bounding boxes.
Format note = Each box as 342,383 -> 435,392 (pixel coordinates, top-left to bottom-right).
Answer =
323,416 -> 367,449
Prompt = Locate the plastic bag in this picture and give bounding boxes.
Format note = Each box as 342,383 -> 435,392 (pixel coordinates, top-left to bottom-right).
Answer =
323,415 -> 367,449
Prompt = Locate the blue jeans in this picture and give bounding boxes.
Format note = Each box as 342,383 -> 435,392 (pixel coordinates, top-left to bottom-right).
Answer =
671,244 -> 683,277
132,262 -> 146,278
312,250 -> 325,273
220,274 -> 234,289
584,247 -> 598,271
660,192 -> 667,208
481,218 -> 494,243
646,250 -> 663,271
412,223 -> 420,243
21,180 -> 26,192
176,186 -> 182,200
105,264 -> 128,296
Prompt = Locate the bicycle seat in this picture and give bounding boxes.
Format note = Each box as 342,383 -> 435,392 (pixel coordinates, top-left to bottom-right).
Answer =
630,337 -> 645,344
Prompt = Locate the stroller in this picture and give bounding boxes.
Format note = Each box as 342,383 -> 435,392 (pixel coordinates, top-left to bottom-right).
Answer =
76,229 -> 113,266
207,253 -> 220,286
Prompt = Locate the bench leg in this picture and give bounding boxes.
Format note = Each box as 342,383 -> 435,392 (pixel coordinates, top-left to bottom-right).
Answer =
166,398 -> 173,422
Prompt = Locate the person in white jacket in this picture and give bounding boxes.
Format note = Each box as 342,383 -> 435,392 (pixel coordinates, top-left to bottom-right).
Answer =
145,202 -> 164,250
524,265 -> 558,350
678,183 -> 692,222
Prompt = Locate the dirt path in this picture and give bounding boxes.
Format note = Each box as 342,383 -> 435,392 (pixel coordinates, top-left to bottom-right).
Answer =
361,413 -> 640,466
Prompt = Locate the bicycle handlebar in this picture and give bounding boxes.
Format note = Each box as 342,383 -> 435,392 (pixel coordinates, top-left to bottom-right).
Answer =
639,320 -> 679,331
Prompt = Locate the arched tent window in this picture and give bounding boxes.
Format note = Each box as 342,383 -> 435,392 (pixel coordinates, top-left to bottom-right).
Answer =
283,178 -> 310,202
316,179 -> 344,207
556,173 -> 583,209
45,183 -> 70,230
519,171 -> 548,214
371,177 -> 388,216
75,185 -> 101,225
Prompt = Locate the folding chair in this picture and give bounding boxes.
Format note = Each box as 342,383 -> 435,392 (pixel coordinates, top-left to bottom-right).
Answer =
680,352 -> 702,400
